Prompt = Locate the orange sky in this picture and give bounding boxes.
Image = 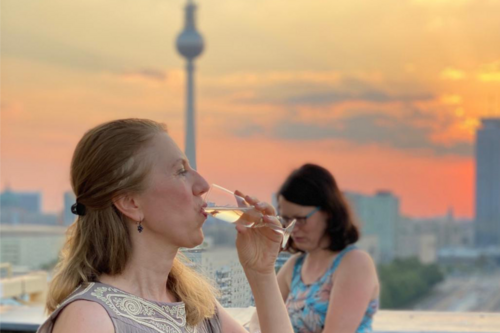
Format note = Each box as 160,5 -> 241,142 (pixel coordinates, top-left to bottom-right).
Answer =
2,0 -> 500,218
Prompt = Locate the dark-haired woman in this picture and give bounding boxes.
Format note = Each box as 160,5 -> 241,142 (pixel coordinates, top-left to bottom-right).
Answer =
251,163 -> 379,333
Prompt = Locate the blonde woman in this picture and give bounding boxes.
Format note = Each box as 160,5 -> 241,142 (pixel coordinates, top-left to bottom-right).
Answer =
38,119 -> 294,333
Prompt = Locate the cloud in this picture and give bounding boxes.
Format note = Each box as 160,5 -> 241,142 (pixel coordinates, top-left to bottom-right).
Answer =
116,68 -> 167,82
276,113 -> 472,156
284,90 -> 434,106
208,71 -> 434,110
233,123 -> 266,138
440,68 -> 466,80
201,69 -> 471,156
477,60 -> 500,82
440,94 -> 463,105
201,71 -> 342,88
412,0 -> 473,7
227,103 -> 472,156
1,27 -> 128,73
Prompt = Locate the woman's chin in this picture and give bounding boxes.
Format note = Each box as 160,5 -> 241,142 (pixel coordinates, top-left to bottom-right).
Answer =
184,231 -> 205,249
292,242 -> 309,252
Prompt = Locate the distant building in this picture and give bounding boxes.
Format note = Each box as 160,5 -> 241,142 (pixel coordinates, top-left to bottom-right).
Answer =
438,247 -> 500,267
0,188 -> 58,226
475,118 -> 500,248
396,217 -> 439,263
396,212 -> 474,264
0,188 -> 41,214
418,234 -> 438,264
180,245 -> 206,271
435,210 -> 474,249
345,190 -> 399,263
202,247 -> 253,308
63,191 -> 76,226
215,266 -> 232,307
0,225 -> 66,270
0,209 -> 58,226
357,234 -> 380,263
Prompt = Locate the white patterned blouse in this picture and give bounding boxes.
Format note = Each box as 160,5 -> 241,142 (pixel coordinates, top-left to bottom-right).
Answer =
37,282 -> 222,333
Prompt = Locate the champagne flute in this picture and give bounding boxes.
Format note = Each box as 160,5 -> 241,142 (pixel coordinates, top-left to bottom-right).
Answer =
204,184 -> 296,249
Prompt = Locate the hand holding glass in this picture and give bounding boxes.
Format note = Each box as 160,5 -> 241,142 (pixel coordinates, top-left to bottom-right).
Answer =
204,184 -> 296,249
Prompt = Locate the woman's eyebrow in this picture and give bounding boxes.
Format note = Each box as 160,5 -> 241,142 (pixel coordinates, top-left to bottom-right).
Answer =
171,158 -> 187,168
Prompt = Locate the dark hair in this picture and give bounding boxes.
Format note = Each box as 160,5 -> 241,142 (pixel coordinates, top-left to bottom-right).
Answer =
278,163 -> 359,253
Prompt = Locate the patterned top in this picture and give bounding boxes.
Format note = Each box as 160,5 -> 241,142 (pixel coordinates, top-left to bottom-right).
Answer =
37,282 -> 222,333
285,245 -> 378,333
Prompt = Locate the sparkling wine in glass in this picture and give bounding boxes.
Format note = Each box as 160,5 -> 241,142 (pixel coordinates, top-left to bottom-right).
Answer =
204,184 -> 296,249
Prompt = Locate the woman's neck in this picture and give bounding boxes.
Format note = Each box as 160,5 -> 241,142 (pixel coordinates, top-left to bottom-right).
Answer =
307,246 -> 335,259
304,246 -> 337,271
99,237 -> 179,303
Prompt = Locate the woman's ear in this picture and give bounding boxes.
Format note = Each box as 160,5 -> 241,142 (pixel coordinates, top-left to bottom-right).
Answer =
113,195 -> 142,222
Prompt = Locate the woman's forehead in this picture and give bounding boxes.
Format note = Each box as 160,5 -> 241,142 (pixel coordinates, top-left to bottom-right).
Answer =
278,196 -> 314,213
147,133 -> 186,166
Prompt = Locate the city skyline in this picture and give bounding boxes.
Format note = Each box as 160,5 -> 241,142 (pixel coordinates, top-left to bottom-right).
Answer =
0,186 -> 474,223
2,0 -> 500,218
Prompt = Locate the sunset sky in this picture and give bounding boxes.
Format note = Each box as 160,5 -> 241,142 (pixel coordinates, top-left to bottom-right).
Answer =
2,0 -> 500,218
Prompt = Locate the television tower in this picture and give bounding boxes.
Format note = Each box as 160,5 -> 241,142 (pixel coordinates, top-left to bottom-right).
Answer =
176,0 -> 204,170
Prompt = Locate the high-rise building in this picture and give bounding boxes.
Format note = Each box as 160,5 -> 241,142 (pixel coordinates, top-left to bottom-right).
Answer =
475,118 -> 500,247
345,190 -> 400,263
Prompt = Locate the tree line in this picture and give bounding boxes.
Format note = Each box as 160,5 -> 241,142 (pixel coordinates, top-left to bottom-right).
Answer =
378,257 -> 444,309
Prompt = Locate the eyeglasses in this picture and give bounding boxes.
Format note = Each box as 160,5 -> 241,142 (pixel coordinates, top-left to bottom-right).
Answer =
281,207 -> 321,228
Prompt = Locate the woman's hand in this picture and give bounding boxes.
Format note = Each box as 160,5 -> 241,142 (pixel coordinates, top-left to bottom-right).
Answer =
234,191 -> 282,276
232,192 -> 295,333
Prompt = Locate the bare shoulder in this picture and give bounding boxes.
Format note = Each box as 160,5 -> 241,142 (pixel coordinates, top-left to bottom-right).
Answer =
340,248 -> 376,271
52,300 -> 114,333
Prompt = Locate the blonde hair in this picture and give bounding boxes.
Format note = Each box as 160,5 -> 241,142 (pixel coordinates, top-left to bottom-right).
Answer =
47,119 -> 217,326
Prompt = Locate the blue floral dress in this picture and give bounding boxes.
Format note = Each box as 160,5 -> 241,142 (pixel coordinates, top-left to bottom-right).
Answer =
285,245 -> 378,333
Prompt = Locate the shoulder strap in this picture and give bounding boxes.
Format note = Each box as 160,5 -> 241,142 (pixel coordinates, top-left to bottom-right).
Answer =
290,254 -> 306,288
328,244 -> 357,275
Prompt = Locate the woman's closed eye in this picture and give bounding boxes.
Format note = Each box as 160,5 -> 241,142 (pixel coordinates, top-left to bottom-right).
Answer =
178,166 -> 188,176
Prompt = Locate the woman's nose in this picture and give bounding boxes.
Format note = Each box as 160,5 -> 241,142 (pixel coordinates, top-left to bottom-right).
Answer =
193,170 -> 210,196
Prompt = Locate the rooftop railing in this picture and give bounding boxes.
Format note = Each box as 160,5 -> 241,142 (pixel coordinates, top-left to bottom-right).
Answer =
1,305 -> 500,333
1,269 -> 500,333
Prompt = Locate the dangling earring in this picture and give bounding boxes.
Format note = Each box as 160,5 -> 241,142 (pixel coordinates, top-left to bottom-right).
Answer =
137,218 -> 144,233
